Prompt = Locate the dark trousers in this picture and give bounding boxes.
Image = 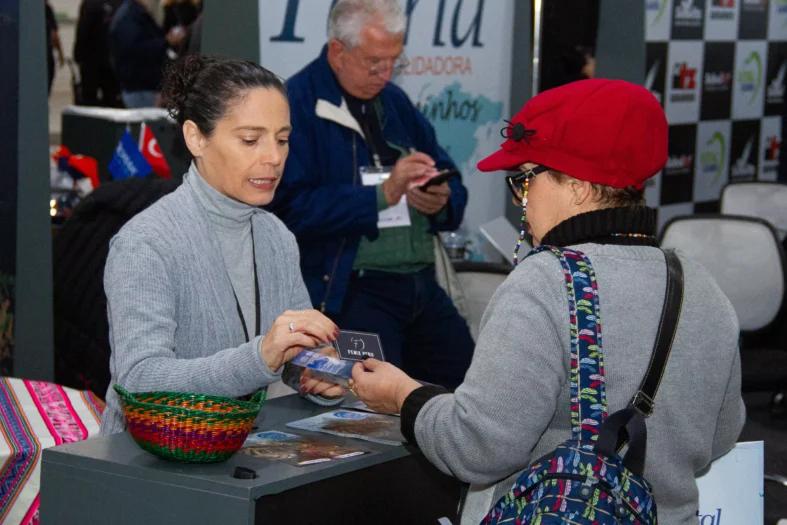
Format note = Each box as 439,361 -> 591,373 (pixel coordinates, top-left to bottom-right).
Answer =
80,65 -> 122,107
328,267 -> 475,391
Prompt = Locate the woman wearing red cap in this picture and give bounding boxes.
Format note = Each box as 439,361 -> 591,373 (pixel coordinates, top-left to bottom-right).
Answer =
350,79 -> 744,524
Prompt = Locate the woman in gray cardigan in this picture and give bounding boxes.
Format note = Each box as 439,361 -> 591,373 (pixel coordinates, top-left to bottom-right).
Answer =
351,80 -> 745,524
101,56 -> 346,435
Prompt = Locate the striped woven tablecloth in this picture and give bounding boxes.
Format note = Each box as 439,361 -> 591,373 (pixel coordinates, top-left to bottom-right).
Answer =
0,377 -> 104,525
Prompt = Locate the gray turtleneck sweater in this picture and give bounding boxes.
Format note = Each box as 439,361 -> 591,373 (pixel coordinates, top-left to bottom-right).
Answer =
101,165 -> 340,435
190,169 -> 257,336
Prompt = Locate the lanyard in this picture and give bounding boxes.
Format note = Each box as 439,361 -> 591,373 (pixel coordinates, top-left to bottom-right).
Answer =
230,224 -> 261,343
360,102 -> 383,169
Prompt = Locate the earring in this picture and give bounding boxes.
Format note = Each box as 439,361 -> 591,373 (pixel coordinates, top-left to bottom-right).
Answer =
513,178 -> 530,267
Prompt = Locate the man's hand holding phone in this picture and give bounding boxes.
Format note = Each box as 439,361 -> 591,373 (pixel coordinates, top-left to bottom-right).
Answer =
382,152 -> 438,206
407,182 -> 451,215
418,168 -> 459,191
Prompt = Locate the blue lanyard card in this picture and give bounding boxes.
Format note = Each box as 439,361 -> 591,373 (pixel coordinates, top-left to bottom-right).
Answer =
291,346 -> 354,387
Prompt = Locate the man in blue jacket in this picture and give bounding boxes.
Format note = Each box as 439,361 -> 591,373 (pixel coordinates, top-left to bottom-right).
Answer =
267,0 -> 474,390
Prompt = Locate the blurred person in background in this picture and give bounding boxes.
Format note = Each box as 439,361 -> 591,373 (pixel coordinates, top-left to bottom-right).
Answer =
577,46 -> 596,79
46,1 -> 65,95
74,0 -> 123,107
109,0 -> 185,108
162,0 -> 201,54
542,43 -> 596,91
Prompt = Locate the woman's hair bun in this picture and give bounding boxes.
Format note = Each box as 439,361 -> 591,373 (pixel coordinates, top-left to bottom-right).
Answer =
162,55 -> 217,124
160,54 -> 286,136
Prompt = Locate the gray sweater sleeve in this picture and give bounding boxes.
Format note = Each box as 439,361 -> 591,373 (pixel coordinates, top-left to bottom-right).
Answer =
278,225 -> 345,407
105,235 -> 281,397
414,256 -> 570,484
710,345 -> 746,461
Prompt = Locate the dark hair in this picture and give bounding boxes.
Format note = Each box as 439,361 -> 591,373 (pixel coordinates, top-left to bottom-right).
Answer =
162,54 -> 287,136
547,170 -> 646,208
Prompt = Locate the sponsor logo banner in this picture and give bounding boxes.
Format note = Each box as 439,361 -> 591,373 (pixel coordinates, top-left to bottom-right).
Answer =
701,42 -> 735,119
732,41 -> 767,119
665,41 -> 704,123
662,124 -> 698,204
730,119 -> 761,182
694,121 -> 732,201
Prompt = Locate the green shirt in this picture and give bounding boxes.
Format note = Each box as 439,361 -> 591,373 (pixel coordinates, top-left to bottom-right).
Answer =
352,186 -> 436,273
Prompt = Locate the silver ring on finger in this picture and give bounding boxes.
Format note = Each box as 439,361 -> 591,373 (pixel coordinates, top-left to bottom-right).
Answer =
289,321 -> 295,333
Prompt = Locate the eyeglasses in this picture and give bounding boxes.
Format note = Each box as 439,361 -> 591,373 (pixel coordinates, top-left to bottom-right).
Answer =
505,165 -> 549,200
342,42 -> 410,77
370,55 -> 410,77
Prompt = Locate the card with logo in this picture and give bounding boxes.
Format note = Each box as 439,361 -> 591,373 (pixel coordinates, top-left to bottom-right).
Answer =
334,330 -> 386,362
360,166 -> 411,229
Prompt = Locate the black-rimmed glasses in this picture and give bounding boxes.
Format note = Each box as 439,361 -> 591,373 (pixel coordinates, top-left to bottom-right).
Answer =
505,165 -> 549,200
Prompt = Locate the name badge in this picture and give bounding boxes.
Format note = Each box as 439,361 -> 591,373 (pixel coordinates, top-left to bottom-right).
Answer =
360,165 -> 411,229
334,330 -> 386,362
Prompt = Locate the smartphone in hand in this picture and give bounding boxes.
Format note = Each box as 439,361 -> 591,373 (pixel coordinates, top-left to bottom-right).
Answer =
419,169 -> 459,191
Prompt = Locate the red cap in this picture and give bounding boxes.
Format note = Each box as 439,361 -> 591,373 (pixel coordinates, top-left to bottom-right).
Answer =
477,79 -> 668,189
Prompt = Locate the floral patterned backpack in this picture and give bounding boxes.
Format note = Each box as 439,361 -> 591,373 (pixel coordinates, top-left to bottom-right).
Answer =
482,246 -> 684,525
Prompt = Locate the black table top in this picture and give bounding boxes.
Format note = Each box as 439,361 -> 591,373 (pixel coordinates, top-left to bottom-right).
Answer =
42,395 -> 413,500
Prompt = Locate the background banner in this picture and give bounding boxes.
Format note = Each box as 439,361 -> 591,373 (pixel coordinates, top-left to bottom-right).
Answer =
646,0 -> 787,229
259,0 -> 515,238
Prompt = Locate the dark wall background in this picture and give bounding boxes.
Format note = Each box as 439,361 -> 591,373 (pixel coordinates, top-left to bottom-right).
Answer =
0,0 -> 53,380
539,0 -> 600,92
202,0 -> 260,62
16,0 -> 54,381
0,0 -> 21,376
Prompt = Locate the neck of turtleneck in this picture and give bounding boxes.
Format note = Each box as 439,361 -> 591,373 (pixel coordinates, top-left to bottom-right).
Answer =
539,206 -> 659,248
188,163 -> 256,230
187,163 -> 258,339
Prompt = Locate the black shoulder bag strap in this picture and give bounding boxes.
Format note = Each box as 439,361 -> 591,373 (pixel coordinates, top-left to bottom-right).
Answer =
630,249 -> 685,417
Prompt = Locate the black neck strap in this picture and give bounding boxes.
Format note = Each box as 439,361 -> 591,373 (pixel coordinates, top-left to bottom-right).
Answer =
231,224 -> 261,343
613,250 -> 685,455
358,103 -> 382,168
630,249 -> 685,416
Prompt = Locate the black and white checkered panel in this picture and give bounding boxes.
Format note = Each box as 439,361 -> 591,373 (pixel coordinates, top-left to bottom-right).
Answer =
644,0 -> 787,233
661,215 -> 785,331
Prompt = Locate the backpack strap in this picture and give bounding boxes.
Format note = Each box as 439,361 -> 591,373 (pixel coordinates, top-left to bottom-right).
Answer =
630,249 -> 684,416
527,246 -> 608,442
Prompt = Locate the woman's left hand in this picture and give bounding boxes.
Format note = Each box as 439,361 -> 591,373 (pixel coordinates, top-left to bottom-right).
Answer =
299,345 -> 348,399
350,359 -> 422,415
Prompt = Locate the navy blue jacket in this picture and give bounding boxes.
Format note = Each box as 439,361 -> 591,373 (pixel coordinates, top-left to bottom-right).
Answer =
108,0 -> 167,91
267,46 -> 468,312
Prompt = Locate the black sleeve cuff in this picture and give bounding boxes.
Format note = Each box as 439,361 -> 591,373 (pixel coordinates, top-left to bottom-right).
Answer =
400,385 -> 450,446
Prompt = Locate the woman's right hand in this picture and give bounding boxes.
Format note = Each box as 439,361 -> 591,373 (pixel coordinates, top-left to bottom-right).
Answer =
260,310 -> 339,372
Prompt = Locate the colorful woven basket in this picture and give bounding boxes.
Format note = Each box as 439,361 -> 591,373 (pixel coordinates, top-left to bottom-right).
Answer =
114,385 -> 266,463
